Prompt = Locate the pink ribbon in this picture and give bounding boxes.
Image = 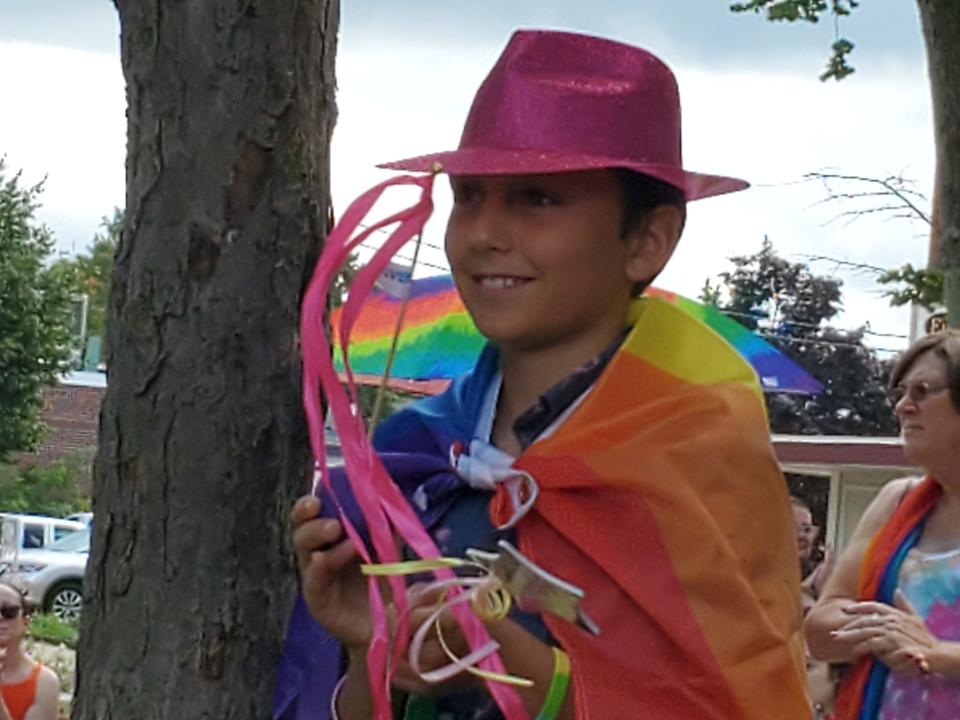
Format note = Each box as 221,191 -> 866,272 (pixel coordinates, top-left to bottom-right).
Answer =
299,173 -> 529,719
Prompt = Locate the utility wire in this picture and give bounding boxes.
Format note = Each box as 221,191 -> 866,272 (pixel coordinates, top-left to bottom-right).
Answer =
357,221 -> 446,253
352,224 -> 910,345
714,307 -> 909,340
755,331 -> 902,355
357,240 -> 449,273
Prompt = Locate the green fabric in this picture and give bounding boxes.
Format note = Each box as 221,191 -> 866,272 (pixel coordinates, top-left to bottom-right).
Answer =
404,694 -> 439,720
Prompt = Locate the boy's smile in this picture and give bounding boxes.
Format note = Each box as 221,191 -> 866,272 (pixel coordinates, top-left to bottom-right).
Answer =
445,170 -> 640,358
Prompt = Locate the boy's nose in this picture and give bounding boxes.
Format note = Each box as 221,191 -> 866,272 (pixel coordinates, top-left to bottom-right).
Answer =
462,202 -> 512,252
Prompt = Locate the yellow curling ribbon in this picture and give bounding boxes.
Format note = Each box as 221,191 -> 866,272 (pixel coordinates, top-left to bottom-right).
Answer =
360,557 -> 534,689
360,557 -> 469,575
470,577 -> 512,622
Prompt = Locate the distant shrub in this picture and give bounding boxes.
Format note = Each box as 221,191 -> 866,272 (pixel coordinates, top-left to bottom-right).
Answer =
27,612 -> 78,649
0,456 -> 90,516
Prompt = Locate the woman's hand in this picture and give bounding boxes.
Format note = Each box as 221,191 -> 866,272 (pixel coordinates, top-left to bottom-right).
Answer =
291,494 -> 371,651
805,477 -> 919,662
831,591 -> 936,675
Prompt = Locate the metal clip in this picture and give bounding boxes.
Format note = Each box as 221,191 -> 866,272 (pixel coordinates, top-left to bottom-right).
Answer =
466,540 -> 600,636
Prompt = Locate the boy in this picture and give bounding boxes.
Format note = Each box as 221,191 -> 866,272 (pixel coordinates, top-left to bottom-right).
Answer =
279,29 -> 809,720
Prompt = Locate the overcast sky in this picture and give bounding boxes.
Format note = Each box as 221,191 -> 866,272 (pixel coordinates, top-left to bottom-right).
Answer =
0,1 -> 934,352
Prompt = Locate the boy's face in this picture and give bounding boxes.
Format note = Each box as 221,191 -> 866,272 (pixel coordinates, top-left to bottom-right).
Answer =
445,170 -> 669,354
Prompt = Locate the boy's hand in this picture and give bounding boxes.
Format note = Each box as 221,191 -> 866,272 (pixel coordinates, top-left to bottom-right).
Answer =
391,583 -> 480,696
291,494 -> 371,651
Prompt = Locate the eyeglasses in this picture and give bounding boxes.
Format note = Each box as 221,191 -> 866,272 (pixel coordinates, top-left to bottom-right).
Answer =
795,524 -> 819,539
889,381 -> 950,406
0,605 -> 23,620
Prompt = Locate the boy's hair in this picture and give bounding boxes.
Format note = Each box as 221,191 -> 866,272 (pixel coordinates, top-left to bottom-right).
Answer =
614,169 -> 687,297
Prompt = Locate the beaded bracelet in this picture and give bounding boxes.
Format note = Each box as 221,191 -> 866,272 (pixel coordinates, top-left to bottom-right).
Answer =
535,647 -> 571,720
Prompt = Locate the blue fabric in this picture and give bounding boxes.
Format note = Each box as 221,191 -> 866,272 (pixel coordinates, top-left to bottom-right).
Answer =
273,337 -> 601,718
859,522 -> 927,720
274,346 -> 508,719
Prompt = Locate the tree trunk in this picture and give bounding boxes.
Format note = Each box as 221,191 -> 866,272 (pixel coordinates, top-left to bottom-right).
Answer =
74,1 -> 339,717
918,0 -> 960,327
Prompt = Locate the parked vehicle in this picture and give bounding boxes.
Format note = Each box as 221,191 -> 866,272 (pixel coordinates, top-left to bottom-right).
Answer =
65,511 -> 93,527
0,514 -> 84,551
2,527 -> 89,621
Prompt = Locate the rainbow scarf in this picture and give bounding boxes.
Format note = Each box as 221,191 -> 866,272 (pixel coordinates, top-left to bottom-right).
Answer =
489,296 -> 809,718
833,477 -> 942,720
276,295 -> 810,719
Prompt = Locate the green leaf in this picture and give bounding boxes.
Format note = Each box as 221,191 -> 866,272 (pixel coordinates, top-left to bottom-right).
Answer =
0,159 -> 75,460
820,38 -> 856,81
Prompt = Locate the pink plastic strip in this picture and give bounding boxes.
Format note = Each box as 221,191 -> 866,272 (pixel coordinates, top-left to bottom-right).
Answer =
299,174 -> 528,720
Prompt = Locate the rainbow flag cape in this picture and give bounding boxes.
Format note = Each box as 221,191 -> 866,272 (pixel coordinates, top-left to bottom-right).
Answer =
833,477 -> 942,720
331,275 -> 822,395
278,296 -> 810,719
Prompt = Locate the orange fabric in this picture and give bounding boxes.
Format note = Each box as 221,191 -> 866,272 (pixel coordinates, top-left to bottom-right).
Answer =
1,662 -> 41,720
833,477 -> 942,720
502,350 -> 809,718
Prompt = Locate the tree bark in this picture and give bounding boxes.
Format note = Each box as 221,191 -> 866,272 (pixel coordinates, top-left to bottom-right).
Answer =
74,1 -> 339,717
917,0 -> 960,326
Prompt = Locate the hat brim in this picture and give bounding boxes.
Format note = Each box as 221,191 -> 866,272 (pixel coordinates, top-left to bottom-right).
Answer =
378,148 -> 748,201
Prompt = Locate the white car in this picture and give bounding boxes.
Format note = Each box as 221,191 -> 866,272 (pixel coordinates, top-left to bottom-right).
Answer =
3,527 -> 89,622
65,512 -> 93,527
0,513 -> 84,550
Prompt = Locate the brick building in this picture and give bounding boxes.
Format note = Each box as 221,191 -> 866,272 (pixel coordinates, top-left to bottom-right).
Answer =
18,372 -> 106,469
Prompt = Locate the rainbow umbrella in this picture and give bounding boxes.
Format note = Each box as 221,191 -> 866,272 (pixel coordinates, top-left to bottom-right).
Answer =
332,275 -> 822,395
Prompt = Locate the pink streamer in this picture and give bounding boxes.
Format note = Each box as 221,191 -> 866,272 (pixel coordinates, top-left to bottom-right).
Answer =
299,173 -> 529,720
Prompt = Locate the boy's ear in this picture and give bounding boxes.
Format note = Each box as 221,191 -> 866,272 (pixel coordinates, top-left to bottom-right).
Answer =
624,204 -> 685,285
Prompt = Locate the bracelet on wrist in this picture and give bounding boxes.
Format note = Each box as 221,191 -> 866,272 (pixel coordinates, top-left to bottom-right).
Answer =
535,646 -> 571,720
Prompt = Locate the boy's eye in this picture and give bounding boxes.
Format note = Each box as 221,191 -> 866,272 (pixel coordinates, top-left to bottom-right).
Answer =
515,187 -> 558,207
451,182 -> 482,205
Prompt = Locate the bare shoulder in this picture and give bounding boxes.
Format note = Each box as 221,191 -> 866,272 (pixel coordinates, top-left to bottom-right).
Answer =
23,665 -> 60,720
36,664 -> 60,693
816,476 -> 920,604
854,476 -> 921,539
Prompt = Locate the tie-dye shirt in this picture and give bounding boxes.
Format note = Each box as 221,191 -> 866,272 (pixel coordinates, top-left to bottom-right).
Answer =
878,545 -> 960,719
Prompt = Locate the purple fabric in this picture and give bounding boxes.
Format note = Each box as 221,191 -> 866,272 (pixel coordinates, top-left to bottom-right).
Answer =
274,455 -> 468,720
273,349 -> 498,719
274,596 -> 342,720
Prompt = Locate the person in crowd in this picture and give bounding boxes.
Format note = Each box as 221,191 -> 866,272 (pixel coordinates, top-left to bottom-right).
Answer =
278,29 -> 809,720
792,495 -> 820,588
792,494 -> 839,717
0,583 -> 60,720
805,329 -> 960,719
792,495 -> 834,609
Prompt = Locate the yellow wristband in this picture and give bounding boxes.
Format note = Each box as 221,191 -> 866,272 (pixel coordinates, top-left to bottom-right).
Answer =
535,647 -> 571,720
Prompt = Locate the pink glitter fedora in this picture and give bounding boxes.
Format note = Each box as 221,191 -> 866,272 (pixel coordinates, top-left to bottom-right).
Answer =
380,30 -> 748,201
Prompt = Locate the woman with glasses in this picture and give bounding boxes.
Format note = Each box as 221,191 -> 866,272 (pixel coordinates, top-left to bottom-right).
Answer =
805,330 -> 960,719
0,582 -> 59,720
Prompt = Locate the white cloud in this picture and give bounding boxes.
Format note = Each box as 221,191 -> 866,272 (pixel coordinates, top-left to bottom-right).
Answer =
330,43 -> 933,349
660,66 -> 933,349
1,19 -> 934,351
0,42 -> 125,253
